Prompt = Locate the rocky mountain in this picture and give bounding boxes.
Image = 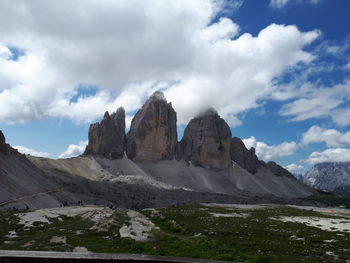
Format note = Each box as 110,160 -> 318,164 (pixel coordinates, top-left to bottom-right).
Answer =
84,107 -> 126,159
0,131 -> 8,155
78,91 -> 312,198
302,162 -> 350,194
0,91 -> 316,210
230,137 -> 260,174
0,129 -> 251,210
126,91 -> 177,162
180,108 -> 232,170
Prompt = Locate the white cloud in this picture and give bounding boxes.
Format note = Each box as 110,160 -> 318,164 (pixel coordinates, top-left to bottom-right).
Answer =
13,145 -> 50,157
279,81 -> 350,126
242,136 -> 298,161
344,62 -> 350,71
285,163 -> 305,174
270,0 -> 322,9
0,45 -> 11,59
306,148 -> 350,164
270,0 -> 289,8
59,140 -> 88,159
0,0 -> 319,126
302,125 -> 350,147
332,107 -> 350,126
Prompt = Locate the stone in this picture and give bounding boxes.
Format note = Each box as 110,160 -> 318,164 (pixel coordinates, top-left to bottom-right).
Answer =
0,130 -> 8,155
180,108 -> 231,170
84,107 -> 125,159
230,137 -> 259,174
126,91 -> 177,162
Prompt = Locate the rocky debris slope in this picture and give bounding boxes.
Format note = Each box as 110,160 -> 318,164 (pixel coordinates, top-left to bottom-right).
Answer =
126,91 -> 177,162
0,130 -> 81,210
302,162 -> 350,194
180,108 -> 232,170
84,107 -> 125,159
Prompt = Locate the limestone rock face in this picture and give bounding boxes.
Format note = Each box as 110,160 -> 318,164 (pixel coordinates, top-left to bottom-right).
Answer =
84,107 -> 125,159
0,130 -> 8,155
230,137 -> 259,174
180,109 -> 232,170
126,91 -> 177,162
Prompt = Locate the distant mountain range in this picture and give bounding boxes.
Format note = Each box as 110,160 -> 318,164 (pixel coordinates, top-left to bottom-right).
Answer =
301,162 -> 350,195
0,91 -> 315,210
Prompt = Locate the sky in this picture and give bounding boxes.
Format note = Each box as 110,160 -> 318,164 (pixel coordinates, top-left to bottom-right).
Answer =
0,0 -> 349,174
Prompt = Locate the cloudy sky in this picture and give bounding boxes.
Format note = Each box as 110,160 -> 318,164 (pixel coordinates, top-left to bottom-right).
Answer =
0,0 -> 349,174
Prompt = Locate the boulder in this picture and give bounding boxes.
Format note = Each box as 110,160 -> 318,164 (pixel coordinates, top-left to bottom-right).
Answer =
84,107 -> 125,159
0,130 -> 8,155
126,91 -> 177,162
230,137 -> 259,174
180,108 -> 231,170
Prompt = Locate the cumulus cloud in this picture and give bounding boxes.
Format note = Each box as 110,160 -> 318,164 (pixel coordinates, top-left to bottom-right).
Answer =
59,141 -> 88,159
13,145 -> 50,157
301,125 -> 350,147
242,136 -> 298,161
0,0 -> 319,126
270,0 -> 289,8
344,62 -> 350,71
279,81 -> 350,126
0,45 -> 11,59
270,0 -> 322,9
306,148 -> 350,164
284,163 -> 305,174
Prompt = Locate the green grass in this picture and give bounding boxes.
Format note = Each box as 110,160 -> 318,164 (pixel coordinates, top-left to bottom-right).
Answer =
0,204 -> 350,263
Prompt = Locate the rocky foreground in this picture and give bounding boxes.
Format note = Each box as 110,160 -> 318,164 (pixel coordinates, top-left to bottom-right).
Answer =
0,204 -> 350,262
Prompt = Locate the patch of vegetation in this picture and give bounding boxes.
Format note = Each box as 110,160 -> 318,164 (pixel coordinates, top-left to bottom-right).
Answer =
1,204 -> 350,263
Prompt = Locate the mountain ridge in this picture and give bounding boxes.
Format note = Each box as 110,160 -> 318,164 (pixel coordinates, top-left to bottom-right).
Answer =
302,161 -> 350,194
0,91 -> 316,210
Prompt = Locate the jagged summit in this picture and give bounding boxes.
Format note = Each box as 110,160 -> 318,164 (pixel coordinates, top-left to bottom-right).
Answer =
0,130 -> 8,155
230,137 -> 260,174
84,107 -> 126,159
197,107 -> 219,117
180,109 -> 232,169
302,162 -> 350,194
149,90 -> 166,101
126,91 -> 177,162
83,92 -> 296,178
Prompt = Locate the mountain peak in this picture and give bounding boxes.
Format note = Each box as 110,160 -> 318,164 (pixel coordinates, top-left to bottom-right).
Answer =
180,110 -> 232,169
149,91 -> 166,102
84,108 -> 126,159
126,92 -> 177,162
197,107 -> 218,117
0,130 -> 8,155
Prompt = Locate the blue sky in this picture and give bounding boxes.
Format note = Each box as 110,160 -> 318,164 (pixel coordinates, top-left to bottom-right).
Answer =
0,0 -> 349,174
